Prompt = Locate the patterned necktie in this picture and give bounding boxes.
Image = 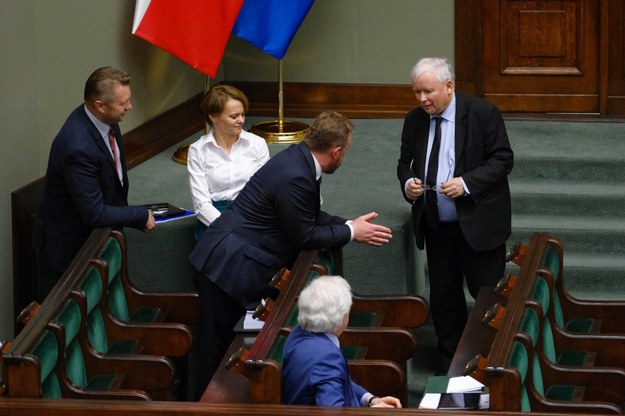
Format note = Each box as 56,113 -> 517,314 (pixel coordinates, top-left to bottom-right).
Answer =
108,128 -> 122,182
425,116 -> 442,227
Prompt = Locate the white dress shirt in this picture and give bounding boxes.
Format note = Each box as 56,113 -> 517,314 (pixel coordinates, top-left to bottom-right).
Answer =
187,129 -> 269,226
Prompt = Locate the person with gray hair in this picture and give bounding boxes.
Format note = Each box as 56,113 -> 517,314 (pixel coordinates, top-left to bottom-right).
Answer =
282,275 -> 402,408
397,57 -> 513,373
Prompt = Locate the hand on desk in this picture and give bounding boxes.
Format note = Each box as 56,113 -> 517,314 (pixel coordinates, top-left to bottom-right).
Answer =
144,211 -> 156,232
371,395 -> 402,408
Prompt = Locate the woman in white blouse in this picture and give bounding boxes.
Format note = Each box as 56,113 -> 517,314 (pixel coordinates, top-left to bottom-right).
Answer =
187,84 -> 270,240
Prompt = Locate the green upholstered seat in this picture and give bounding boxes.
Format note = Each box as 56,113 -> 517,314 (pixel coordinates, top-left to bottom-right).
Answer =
526,279 -> 593,367
55,299 -> 121,391
506,341 -> 532,412
543,245 -> 598,334
79,266 -> 141,355
316,249 -> 337,274
99,237 -> 163,324
31,329 -> 62,399
268,335 -> 287,366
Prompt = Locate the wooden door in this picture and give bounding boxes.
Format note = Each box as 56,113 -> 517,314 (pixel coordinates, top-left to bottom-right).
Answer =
455,0 -> 625,117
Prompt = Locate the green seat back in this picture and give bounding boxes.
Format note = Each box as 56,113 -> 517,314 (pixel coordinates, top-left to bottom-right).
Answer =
541,316 -> 558,363
531,348 -> 545,397
79,267 -> 108,353
506,340 -> 532,412
99,237 -> 130,321
317,249 -> 336,274
542,245 -> 560,283
552,289 -> 594,333
552,290 -> 566,328
287,306 -> 299,327
268,335 -> 287,366
519,308 -> 540,347
56,299 -> 88,388
529,276 -> 550,318
31,329 -> 62,398
306,270 -> 322,284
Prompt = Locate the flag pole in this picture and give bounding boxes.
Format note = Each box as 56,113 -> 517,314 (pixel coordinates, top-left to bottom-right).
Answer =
250,58 -> 308,144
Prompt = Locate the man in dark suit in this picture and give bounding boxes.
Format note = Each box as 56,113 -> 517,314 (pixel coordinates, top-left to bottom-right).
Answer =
190,111 -> 393,398
397,57 -> 514,373
282,275 -> 401,408
33,67 -> 155,299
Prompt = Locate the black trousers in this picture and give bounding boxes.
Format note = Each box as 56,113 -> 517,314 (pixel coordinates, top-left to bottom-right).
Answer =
193,270 -> 246,401
424,221 -> 506,372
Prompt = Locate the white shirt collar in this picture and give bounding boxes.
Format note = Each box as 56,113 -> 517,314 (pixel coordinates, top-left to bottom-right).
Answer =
431,94 -> 456,124
311,153 -> 322,181
84,104 -> 111,139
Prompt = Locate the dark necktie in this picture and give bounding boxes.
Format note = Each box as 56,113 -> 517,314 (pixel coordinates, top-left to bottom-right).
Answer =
316,177 -> 322,207
425,116 -> 442,228
108,128 -> 122,182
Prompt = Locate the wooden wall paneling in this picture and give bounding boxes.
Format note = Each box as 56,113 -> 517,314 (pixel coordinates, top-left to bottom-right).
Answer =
454,0 -> 482,96
234,82 -> 417,119
607,0 -> 625,115
481,0 -> 600,113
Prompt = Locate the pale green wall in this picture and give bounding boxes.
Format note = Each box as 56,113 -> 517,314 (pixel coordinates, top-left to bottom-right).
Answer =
0,0 -> 453,341
222,0 -> 455,83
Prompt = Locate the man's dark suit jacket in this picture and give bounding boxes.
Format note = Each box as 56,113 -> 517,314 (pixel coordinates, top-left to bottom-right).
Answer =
397,92 -> 514,252
33,105 -> 147,273
282,325 -> 367,407
189,142 -> 352,307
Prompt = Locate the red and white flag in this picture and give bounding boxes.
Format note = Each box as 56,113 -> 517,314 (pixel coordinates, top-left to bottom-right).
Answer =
132,0 -> 244,77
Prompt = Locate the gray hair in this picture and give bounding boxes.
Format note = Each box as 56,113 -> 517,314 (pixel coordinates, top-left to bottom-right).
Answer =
410,57 -> 455,84
297,275 -> 352,333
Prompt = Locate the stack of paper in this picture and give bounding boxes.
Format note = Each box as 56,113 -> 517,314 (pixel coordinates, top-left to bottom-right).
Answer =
419,375 -> 489,410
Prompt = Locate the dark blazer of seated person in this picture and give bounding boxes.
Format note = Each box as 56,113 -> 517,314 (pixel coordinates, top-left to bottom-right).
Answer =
282,275 -> 402,408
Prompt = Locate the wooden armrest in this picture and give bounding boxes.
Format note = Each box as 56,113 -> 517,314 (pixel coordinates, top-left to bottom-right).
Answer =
226,346 -> 282,404
339,328 -> 416,362
350,295 -> 429,328
463,354 -> 489,384
124,291 -> 199,325
247,359 -> 282,404
252,298 -> 274,321
506,242 -> 527,266
81,350 -> 176,391
551,326 -> 625,367
482,303 -> 506,330
16,301 -> 40,326
225,347 -> 249,373
494,273 -> 517,298
103,319 -> 193,358
269,267 -> 290,290
348,359 -> 405,400
540,360 -> 625,403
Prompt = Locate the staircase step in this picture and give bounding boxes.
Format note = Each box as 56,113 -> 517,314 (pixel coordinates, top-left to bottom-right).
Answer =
511,157 -> 623,182
511,189 -> 625,221
511,215 -> 625,255
560,253 -> 625,297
